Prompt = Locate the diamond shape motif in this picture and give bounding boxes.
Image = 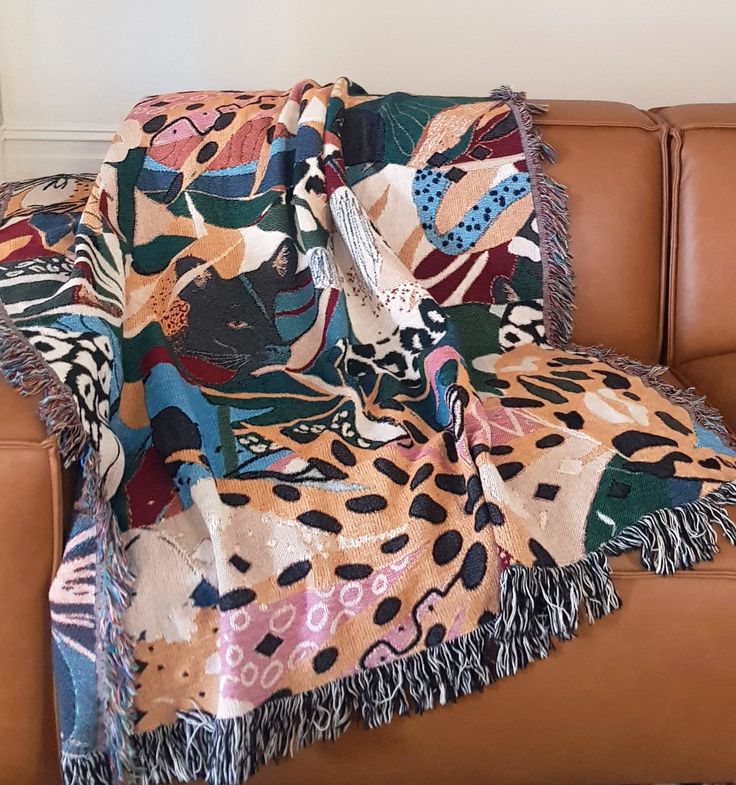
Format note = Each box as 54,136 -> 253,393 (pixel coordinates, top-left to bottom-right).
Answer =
427,152 -> 447,167
255,633 -> 284,657
471,146 -> 490,160
229,554 -> 251,574
445,167 -> 466,183
607,480 -> 631,499
534,483 -> 560,501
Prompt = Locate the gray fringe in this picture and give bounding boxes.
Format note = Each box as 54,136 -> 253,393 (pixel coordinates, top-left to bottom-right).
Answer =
489,86 -> 574,349
0,302 -> 87,465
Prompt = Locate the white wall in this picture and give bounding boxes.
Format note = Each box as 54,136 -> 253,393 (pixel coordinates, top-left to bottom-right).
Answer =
2,0 -> 736,179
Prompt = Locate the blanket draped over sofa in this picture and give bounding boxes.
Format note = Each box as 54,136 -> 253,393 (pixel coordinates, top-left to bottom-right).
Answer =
1,79 -> 736,785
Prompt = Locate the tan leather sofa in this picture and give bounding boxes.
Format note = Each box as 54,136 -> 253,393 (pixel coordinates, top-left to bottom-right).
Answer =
2,101 -> 736,785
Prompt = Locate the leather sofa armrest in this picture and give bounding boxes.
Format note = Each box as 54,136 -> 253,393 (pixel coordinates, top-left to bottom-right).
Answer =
0,373 -> 52,442
0,376 -> 64,785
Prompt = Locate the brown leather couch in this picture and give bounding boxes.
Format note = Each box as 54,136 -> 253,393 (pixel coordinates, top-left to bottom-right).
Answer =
2,101 -> 736,785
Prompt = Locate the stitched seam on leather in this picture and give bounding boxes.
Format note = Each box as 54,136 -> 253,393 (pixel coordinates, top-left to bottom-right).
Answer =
0,439 -> 58,450
657,123 -> 670,364
664,123 -> 736,131
668,127 -> 683,367
612,570 -> 736,580
47,443 -> 63,578
535,119 -> 660,131
677,349 -> 736,366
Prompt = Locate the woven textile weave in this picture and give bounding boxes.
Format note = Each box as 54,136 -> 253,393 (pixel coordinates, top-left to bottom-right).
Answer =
1,80 -> 735,785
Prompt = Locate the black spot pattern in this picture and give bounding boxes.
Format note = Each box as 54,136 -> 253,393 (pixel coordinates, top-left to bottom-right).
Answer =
478,610 -> 496,627
374,457 -> 409,485
220,493 -> 250,506
536,434 -> 565,449
307,457 -> 348,480
460,542 -> 488,589
228,555 -> 251,574
465,474 -> 482,514
219,588 -> 256,611
273,484 -> 300,501
425,623 -> 446,647
297,510 -> 342,534
335,564 -> 373,580
593,370 -> 631,390
214,111 -> 236,130
313,647 -> 338,673
497,462 -> 523,481
403,420 -> 428,444
410,463 -> 434,490
196,141 -> 218,163
381,534 -> 409,554
143,115 -> 167,133
435,473 -> 466,495
554,411 -> 584,430
529,538 -> 557,567
443,431 -> 459,462
346,494 -> 388,514
655,410 -> 692,436
277,561 -> 312,586
475,501 -> 504,530
624,452 -> 693,478
164,172 -> 184,204
612,431 -> 678,457
331,440 -> 356,466
255,633 -> 283,657
501,397 -> 545,408
374,597 -> 401,625
409,493 -> 447,524
432,530 -> 463,565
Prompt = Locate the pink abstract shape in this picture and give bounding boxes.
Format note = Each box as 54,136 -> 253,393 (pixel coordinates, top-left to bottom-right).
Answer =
218,548 -> 421,705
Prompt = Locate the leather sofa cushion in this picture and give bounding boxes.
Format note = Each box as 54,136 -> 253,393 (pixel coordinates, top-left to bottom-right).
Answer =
652,104 -> 736,432
655,105 -> 736,368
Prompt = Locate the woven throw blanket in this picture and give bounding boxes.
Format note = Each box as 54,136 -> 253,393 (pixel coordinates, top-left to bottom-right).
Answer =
2,80 -> 736,785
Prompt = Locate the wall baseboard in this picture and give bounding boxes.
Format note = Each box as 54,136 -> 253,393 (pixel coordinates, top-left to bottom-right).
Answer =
1,125 -> 116,181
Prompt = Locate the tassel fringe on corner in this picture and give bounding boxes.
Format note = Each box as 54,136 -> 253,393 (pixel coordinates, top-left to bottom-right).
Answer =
489,86 -> 574,349
4,90 -> 736,785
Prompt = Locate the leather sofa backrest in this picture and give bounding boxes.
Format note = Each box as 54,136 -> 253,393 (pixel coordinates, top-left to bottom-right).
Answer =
649,104 -> 736,426
652,105 -> 736,366
538,101 -> 669,364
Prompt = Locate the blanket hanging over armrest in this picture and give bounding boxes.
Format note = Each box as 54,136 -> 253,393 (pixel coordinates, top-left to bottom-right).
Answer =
1,79 -> 735,785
